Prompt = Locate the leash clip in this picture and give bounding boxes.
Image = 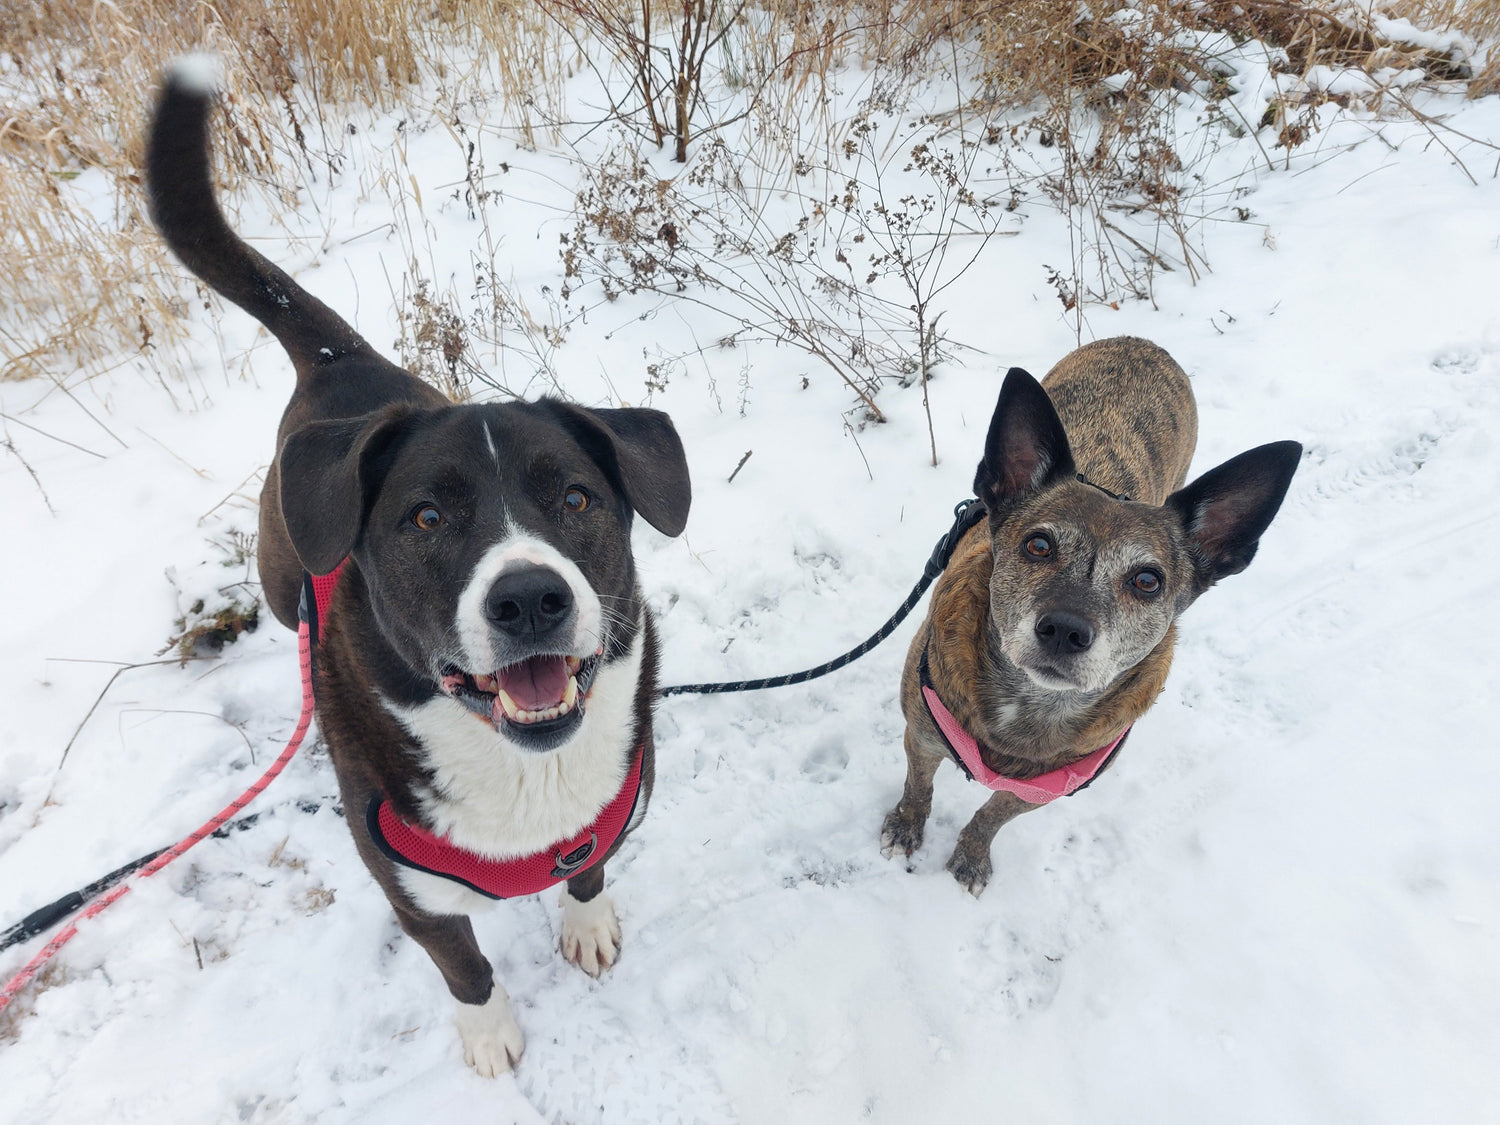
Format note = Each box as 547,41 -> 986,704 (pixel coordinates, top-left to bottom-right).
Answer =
924,497 -> 986,581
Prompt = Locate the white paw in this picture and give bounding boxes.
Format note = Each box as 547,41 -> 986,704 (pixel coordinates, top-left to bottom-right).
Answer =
559,888 -> 622,978
454,985 -> 525,1077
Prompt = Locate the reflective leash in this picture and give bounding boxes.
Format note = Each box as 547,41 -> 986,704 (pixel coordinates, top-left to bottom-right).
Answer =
0,613 -> 318,1014
0,800 -> 327,957
2,499 -> 987,996
661,498 -> 985,696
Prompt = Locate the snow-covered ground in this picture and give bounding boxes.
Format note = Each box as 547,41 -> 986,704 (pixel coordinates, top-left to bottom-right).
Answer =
2,43 -> 1498,1124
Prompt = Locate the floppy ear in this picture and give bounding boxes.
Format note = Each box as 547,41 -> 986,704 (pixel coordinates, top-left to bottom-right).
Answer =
973,367 -> 1076,508
1167,440 -> 1302,589
278,405 -> 415,575
550,403 -> 692,537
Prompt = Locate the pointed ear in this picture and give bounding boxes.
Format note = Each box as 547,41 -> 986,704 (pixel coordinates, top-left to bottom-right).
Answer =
278,406 -> 415,575
1167,440 -> 1302,589
548,403 -> 692,537
973,367 -> 1076,508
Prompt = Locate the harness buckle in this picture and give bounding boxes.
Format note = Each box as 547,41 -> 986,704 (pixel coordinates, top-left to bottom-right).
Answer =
551,833 -> 599,879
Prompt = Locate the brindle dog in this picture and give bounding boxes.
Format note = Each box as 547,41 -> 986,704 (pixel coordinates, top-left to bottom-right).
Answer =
881,337 -> 1301,895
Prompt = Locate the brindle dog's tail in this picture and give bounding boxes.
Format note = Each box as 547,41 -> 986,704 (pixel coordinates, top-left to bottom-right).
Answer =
145,58 -> 373,378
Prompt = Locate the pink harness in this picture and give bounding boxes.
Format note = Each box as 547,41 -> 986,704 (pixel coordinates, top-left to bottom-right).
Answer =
918,648 -> 1128,804
306,563 -> 642,899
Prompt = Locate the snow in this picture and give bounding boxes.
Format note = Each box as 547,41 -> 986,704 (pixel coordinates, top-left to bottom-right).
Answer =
3,43 -> 1499,1125
1371,15 -> 1474,62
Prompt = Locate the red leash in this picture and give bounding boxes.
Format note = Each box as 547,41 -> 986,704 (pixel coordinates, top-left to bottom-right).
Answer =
0,621 -> 316,1014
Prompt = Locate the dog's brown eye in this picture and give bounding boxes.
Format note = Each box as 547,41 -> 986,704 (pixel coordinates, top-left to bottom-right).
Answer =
412,505 -> 443,531
1131,570 -> 1162,595
1024,534 -> 1053,558
563,487 -> 590,512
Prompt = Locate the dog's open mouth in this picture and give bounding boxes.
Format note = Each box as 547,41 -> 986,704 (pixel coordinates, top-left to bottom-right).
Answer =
441,651 -> 602,735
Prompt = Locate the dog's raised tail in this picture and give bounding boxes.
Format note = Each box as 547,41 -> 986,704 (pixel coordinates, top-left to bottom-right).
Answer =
146,60 -> 371,375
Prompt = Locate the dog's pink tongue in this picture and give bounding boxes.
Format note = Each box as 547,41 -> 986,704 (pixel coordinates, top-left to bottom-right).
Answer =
498,656 -> 570,712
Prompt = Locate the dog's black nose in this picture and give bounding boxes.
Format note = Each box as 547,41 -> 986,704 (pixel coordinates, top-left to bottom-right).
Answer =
1035,611 -> 1094,655
485,564 -> 574,641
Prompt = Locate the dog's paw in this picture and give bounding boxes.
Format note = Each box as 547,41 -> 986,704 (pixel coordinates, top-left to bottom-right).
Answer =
945,849 -> 993,897
454,985 -> 525,1077
879,807 -> 926,859
560,888 -> 622,978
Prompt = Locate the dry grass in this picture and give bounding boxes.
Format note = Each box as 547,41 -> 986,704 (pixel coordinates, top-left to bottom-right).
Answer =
0,0 -> 564,381
1,0 -> 1496,384
164,597 -> 260,663
1408,0 -> 1500,94
845,0 -> 1499,84
1397,0 -> 1500,41
0,961 -> 67,1042
788,0 -> 1500,305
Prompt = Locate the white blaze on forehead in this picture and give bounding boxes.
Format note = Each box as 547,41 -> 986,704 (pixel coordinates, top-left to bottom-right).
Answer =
484,420 -> 500,470
455,532 -> 606,673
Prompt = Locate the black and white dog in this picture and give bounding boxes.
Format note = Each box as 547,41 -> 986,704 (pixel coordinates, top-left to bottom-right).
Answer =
146,62 -> 691,1075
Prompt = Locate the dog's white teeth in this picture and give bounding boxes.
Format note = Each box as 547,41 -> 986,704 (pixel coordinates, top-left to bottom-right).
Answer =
565,655 -> 582,674
499,679 -> 582,726
474,673 -> 497,693
495,689 -> 520,720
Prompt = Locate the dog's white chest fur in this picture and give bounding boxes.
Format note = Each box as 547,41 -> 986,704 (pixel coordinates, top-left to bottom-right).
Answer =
380,630 -> 643,914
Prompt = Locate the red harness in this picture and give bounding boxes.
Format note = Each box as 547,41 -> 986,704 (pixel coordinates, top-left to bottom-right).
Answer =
367,757 -> 641,899
918,648 -> 1129,804
306,563 -> 643,899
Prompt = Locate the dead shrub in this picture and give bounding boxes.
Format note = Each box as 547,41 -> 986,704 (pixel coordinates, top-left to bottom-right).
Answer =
1,0 -> 1495,390
394,277 -> 476,402
165,598 -> 261,664
0,0 -> 566,382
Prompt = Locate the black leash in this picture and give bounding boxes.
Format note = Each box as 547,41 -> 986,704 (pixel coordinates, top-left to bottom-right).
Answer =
4,499 -> 986,953
661,497 -> 986,696
0,801 -> 331,955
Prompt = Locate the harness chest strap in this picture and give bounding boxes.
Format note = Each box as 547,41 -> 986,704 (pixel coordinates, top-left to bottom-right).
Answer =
367,754 -> 643,900
302,564 -> 642,900
918,648 -> 1129,804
